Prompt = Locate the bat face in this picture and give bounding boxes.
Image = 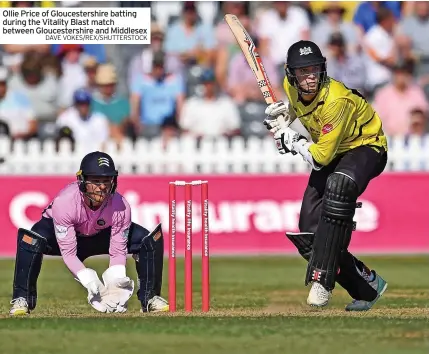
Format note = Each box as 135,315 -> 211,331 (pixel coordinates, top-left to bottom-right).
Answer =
224,14 -> 277,104
243,33 -> 259,72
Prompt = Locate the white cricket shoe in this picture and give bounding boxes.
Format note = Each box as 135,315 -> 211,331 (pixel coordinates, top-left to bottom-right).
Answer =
307,282 -> 332,307
10,297 -> 29,316
140,295 -> 169,313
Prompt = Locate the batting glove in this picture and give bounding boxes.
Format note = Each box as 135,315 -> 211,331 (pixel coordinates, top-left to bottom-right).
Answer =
264,101 -> 292,134
263,115 -> 289,134
273,127 -> 307,155
265,101 -> 288,119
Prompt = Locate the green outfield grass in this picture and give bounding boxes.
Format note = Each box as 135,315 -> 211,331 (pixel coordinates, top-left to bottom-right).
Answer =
0,255 -> 428,354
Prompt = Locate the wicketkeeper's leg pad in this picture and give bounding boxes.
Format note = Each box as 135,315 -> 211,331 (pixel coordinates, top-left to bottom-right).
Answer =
13,228 -> 48,310
305,172 -> 360,291
131,223 -> 164,308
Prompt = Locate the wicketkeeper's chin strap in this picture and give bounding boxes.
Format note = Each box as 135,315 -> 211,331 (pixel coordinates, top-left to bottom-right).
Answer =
292,140 -> 323,171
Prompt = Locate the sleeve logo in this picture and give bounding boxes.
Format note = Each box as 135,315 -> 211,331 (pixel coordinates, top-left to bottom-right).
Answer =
123,228 -> 130,239
54,225 -> 68,239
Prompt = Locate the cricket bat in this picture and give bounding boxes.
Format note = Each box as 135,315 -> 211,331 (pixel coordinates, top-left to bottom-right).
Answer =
224,14 -> 278,104
224,14 -> 312,141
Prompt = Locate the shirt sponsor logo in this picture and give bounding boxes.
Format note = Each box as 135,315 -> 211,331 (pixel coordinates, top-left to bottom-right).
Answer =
322,124 -> 333,134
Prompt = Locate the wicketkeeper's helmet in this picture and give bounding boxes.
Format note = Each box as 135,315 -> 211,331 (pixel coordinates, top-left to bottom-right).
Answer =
76,151 -> 118,195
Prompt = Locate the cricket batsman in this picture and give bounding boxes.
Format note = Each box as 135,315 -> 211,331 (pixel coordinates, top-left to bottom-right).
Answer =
10,151 -> 168,315
264,40 -> 388,311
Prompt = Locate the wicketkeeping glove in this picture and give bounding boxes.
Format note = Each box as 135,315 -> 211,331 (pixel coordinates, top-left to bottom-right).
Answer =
75,268 -> 119,313
76,268 -> 106,297
96,265 -> 135,313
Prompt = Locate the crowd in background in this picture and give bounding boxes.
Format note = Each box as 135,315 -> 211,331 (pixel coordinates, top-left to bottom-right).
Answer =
0,0 -> 428,153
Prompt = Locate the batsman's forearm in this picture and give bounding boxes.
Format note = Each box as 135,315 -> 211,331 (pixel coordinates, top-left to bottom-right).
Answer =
293,140 -> 323,171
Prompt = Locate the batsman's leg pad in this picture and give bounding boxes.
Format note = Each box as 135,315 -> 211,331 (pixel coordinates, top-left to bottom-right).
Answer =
285,232 -> 314,261
305,172 -> 359,291
13,228 -> 48,310
286,231 -> 373,300
132,223 -> 164,307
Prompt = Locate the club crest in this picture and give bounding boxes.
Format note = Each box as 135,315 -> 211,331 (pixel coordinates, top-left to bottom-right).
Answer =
97,219 -> 106,226
299,47 -> 313,56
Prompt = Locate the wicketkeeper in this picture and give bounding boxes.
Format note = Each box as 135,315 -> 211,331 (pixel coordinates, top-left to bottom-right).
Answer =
264,40 -> 388,311
10,151 -> 168,316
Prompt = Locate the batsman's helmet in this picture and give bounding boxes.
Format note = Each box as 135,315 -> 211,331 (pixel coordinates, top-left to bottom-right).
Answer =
285,40 -> 328,94
76,151 -> 118,195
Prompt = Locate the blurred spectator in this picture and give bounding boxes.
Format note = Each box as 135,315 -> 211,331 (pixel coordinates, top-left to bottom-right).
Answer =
362,7 -> 398,95
151,1 -> 182,29
58,1 -> 81,7
83,56 -> 98,93
164,1 -> 216,73
215,2 -> 251,90
300,1 -> 317,25
51,44 -> 106,64
397,2 -> 429,80
326,32 -> 366,95
130,51 -> 185,140
8,52 -> 59,121
128,22 -> 175,88
57,44 -> 88,110
1,1 -> 50,73
257,1 -> 310,78
42,53 -> 62,79
373,60 -> 428,136
353,1 -> 402,36
55,125 -> 75,152
11,1 -> 35,6
408,108 -> 428,136
154,1 -> 218,28
311,2 -> 359,54
180,68 -> 241,137
215,2 -> 250,48
56,88 -> 109,153
227,35 -> 280,104
119,1 -> 150,8
0,119 -> 9,137
2,43 -> 51,74
403,108 -> 428,169
0,66 -> 37,140
92,64 -> 129,145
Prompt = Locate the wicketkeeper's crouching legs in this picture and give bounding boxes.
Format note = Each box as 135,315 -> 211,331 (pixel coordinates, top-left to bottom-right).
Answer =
10,218 -> 168,315
12,227 -> 49,313
11,216 -> 62,316
128,223 -> 168,312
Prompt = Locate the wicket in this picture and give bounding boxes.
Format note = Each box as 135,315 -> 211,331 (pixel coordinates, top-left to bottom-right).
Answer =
169,180 -> 210,312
